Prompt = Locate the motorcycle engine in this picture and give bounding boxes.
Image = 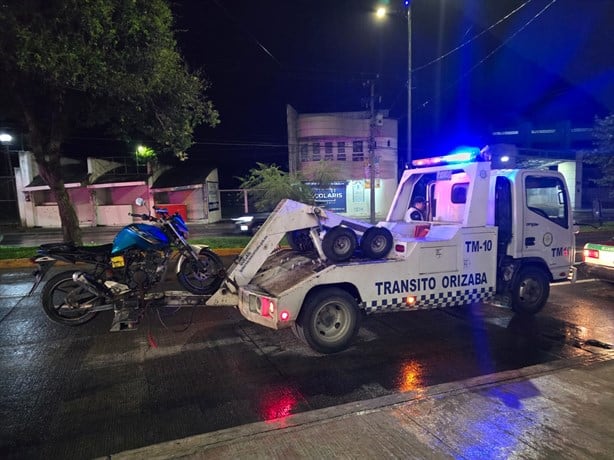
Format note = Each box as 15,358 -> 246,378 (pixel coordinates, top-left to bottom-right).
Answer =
119,249 -> 167,291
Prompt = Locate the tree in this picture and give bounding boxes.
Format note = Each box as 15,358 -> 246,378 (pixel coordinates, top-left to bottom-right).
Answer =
0,0 -> 219,243
239,163 -> 315,211
584,114 -> 614,194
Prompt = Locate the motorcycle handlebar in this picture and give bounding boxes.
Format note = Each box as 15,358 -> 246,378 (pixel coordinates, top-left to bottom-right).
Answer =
128,212 -> 158,222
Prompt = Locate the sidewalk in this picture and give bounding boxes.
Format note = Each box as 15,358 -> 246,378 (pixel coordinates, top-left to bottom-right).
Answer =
109,353 -> 614,459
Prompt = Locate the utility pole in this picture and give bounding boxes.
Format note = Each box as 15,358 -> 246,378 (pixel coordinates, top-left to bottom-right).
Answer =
369,79 -> 377,224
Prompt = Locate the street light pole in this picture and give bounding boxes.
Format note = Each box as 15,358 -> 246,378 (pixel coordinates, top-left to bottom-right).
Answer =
375,2 -> 412,169
406,4 -> 412,169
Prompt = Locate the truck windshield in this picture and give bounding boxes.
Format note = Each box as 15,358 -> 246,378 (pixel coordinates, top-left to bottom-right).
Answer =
525,176 -> 569,228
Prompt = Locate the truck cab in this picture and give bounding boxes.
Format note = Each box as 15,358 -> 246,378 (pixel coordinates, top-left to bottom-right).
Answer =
381,148 -> 575,311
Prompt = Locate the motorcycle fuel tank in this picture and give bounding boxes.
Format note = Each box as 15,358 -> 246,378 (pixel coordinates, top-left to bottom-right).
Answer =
111,224 -> 170,254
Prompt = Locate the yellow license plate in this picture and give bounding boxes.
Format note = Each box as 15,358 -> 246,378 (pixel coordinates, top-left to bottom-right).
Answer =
111,255 -> 125,268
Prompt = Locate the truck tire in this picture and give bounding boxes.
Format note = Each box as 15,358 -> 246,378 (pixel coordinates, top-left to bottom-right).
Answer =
287,229 -> 314,253
322,226 -> 356,263
511,267 -> 550,315
295,288 -> 360,354
360,227 -> 393,259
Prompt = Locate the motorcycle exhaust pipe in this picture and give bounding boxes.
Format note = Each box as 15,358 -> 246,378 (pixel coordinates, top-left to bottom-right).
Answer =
72,271 -> 112,298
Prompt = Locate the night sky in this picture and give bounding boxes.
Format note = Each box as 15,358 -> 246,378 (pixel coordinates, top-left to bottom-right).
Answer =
170,0 -> 614,186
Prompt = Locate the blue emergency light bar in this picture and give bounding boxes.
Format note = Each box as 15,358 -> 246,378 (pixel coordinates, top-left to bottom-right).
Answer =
412,146 -> 491,167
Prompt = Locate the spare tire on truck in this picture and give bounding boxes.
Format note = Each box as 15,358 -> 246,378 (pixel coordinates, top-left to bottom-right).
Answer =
322,226 -> 357,263
360,227 -> 393,259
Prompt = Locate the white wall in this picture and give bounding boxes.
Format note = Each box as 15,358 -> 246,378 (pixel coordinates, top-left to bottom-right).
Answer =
97,205 -> 134,226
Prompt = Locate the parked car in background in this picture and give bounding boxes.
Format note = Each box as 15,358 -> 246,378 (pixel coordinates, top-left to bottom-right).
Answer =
581,239 -> 614,284
232,212 -> 271,235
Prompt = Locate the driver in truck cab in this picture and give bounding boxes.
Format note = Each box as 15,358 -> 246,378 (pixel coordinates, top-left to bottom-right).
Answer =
405,196 -> 426,222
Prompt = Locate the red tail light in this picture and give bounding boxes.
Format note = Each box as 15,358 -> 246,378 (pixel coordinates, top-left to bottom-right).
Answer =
583,249 -> 599,260
261,297 -> 275,317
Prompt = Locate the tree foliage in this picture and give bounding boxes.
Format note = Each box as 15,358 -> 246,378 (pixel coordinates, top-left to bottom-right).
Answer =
239,163 -> 315,211
0,0 -> 219,243
584,114 -> 614,190
305,160 -> 342,188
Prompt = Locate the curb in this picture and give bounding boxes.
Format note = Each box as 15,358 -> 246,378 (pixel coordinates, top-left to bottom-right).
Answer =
0,258 -> 33,269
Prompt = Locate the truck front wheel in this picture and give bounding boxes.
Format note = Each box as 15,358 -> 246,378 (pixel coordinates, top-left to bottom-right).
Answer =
511,267 -> 550,315
295,288 -> 360,354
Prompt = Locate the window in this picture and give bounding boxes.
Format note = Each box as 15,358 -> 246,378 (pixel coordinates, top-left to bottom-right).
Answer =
312,142 -> 321,161
324,142 -> 333,160
451,183 -> 468,203
352,140 -> 364,161
337,142 -> 346,161
525,175 -> 568,228
300,144 -> 309,162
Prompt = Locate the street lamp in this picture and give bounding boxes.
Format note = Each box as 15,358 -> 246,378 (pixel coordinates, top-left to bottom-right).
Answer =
375,2 -> 412,169
0,133 -> 13,174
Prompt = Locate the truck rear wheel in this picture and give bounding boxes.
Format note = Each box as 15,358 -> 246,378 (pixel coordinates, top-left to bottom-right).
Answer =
295,287 -> 360,354
322,226 -> 356,263
511,267 -> 550,315
360,227 -> 393,259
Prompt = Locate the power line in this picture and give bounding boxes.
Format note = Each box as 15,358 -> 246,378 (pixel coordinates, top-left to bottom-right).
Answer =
416,0 -> 560,112
411,0 -> 536,74
210,0 -> 283,68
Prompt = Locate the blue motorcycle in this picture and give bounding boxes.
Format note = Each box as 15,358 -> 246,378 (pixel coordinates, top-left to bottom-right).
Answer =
29,198 -> 225,330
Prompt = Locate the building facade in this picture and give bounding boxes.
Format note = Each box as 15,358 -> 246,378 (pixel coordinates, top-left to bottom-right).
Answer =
287,105 -> 399,220
14,151 -> 221,228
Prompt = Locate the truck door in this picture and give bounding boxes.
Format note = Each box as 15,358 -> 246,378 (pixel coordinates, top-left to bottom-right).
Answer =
521,173 -> 574,280
495,176 -> 512,263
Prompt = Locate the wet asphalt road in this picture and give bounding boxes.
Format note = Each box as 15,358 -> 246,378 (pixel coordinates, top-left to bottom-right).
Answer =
1,266 -> 613,459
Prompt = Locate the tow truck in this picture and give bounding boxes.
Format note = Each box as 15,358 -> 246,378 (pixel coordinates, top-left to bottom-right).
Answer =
207,147 -> 577,353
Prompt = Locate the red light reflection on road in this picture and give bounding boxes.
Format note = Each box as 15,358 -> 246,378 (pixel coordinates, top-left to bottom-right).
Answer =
397,360 -> 424,393
259,386 -> 299,425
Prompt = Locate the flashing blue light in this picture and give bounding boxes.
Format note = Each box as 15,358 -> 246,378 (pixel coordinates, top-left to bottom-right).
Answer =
412,146 -> 486,167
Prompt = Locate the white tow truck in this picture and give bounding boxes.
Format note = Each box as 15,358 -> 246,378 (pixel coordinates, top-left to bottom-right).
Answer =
208,147 -> 577,353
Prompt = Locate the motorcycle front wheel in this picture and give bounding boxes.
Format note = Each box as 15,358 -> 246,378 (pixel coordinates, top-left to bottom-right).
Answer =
177,249 -> 224,295
41,271 -> 100,326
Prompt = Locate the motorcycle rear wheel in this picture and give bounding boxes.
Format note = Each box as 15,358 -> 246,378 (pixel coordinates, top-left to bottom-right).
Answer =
177,249 -> 224,295
41,271 -> 100,326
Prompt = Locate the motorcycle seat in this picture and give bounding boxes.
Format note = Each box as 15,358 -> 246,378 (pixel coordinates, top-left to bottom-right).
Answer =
39,242 -> 113,255
77,243 -> 114,254
39,242 -> 77,252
